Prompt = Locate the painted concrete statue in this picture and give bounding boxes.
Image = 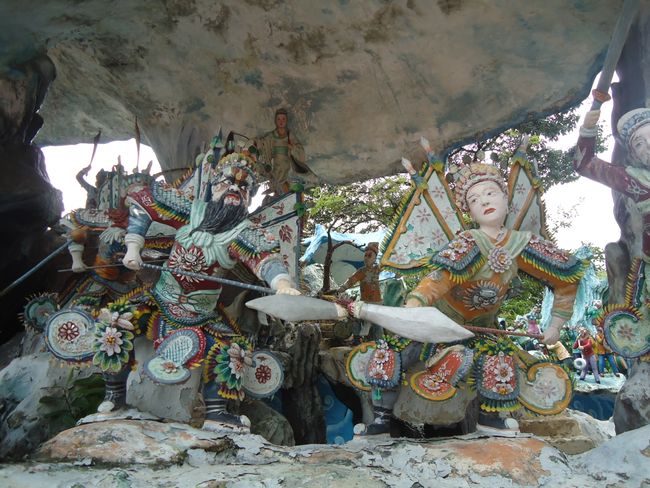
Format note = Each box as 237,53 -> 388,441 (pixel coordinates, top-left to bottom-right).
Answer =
337,242 -> 383,338
346,139 -> 584,435
338,242 -> 382,304
574,107 -> 650,360
254,108 -> 311,198
96,142 -> 301,429
56,158 -> 171,314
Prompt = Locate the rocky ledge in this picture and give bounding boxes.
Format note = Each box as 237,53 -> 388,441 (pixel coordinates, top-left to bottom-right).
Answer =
1,419 -> 648,487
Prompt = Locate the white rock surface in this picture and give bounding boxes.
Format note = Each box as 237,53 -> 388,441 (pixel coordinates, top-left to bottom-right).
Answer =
0,419 -> 647,487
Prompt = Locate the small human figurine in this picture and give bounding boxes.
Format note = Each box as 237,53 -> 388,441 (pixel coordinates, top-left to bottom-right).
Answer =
357,159 -> 587,434
525,305 -> 542,336
575,106 -> 650,294
255,108 -> 310,197
573,327 -> 601,383
547,340 -> 573,369
76,165 -> 108,209
338,242 -> 382,337
594,325 -> 621,376
338,243 -> 382,303
94,144 -> 301,429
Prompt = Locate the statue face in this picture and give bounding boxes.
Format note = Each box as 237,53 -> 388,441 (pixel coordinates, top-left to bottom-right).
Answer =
466,180 -> 508,229
364,248 -> 377,266
630,124 -> 650,166
275,113 -> 288,129
210,165 -> 255,207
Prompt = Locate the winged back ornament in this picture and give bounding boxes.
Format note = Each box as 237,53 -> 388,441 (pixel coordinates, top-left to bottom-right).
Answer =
380,140 -> 549,274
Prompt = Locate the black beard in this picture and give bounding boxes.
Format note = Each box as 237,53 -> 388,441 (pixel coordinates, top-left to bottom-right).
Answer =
191,193 -> 248,235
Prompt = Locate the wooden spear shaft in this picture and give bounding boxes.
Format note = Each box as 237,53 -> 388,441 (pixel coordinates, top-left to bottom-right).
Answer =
463,324 -> 543,340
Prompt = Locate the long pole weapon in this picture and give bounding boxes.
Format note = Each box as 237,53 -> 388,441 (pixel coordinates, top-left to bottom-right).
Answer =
0,241 -> 71,297
56,258 -> 168,273
140,262 -> 277,295
590,0 -> 640,110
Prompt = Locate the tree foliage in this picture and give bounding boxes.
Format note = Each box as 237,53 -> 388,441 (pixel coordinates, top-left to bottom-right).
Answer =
498,275 -> 546,325
304,107 -> 605,306
447,107 -> 606,190
305,175 -> 411,235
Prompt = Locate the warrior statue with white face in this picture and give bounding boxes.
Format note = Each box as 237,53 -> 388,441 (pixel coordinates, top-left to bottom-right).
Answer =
353,155 -> 586,435
91,142 -> 300,429
576,108 -> 650,287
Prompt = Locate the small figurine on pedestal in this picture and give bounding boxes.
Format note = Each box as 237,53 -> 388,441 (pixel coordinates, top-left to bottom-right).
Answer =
338,242 -> 382,339
255,108 -> 312,198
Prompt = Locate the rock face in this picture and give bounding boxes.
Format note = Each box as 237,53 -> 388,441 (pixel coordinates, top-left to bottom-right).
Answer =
1,418 -> 643,487
0,1 -> 626,182
0,54 -> 64,343
0,353 -> 96,460
613,361 -> 650,434
519,409 -> 614,455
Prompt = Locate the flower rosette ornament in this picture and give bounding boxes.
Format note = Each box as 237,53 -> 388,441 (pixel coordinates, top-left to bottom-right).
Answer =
92,304 -> 136,373
487,246 -> 512,273
207,338 -> 252,400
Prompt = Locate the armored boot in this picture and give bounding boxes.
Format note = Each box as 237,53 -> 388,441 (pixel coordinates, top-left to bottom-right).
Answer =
203,397 -> 250,431
359,405 -> 393,435
477,411 -> 519,432
97,370 -> 129,413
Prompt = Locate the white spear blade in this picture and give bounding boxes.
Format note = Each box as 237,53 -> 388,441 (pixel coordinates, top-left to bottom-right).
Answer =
246,295 -> 346,322
357,303 -> 473,343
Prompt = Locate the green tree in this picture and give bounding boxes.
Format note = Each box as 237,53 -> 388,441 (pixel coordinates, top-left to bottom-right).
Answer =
305,107 -> 601,298
498,275 -> 546,325
305,176 -> 411,292
447,107 -> 606,189
305,176 -> 411,235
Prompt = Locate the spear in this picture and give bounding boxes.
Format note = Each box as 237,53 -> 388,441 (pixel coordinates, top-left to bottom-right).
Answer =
0,241 -> 71,297
590,0 -> 640,110
57,258 -> 167,273
463,325 -> 543,341
140,262 -> 277,294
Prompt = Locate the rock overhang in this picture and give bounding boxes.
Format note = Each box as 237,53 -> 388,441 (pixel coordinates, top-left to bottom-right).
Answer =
0,0 -> 623,182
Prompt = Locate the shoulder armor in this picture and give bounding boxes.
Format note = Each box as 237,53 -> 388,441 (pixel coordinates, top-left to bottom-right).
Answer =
521,234 -> 587,283
150,181 -> 193,218
431,231 -> 485,281
233,226 -> 280,257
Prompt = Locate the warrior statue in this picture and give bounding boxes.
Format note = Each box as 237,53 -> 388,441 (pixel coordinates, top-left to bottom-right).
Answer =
91,142 -> 301,429
254,108 -> 313,199
347,139 -> 585,435
573,106 -> 650,360
58,158 -> 164,313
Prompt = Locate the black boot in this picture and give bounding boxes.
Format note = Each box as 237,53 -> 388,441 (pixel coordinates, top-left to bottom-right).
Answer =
477,412 -> 519,432
361,406 -> 392,435
97,373 -> 128,413
204,398 -> 249,430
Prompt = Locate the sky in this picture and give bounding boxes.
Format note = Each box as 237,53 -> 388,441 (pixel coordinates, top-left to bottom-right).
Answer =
42,92 -> 621,252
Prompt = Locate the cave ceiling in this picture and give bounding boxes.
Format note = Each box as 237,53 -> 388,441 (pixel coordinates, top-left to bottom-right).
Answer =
0,0 -> 626,182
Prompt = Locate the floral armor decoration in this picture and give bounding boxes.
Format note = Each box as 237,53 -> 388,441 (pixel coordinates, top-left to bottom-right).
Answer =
366,336 -> 411,390
203,336 -> 253,400
430,232 -> 485,283
520,234 -> 586,284
469,336 -> 521,412
92,302 -> 136,373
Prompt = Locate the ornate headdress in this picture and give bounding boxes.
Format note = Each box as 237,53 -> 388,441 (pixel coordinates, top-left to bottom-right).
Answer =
617,108 -> 650,149
202,130 -> 260,200
452,163 -> 507,212
366,242 -> 379,255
